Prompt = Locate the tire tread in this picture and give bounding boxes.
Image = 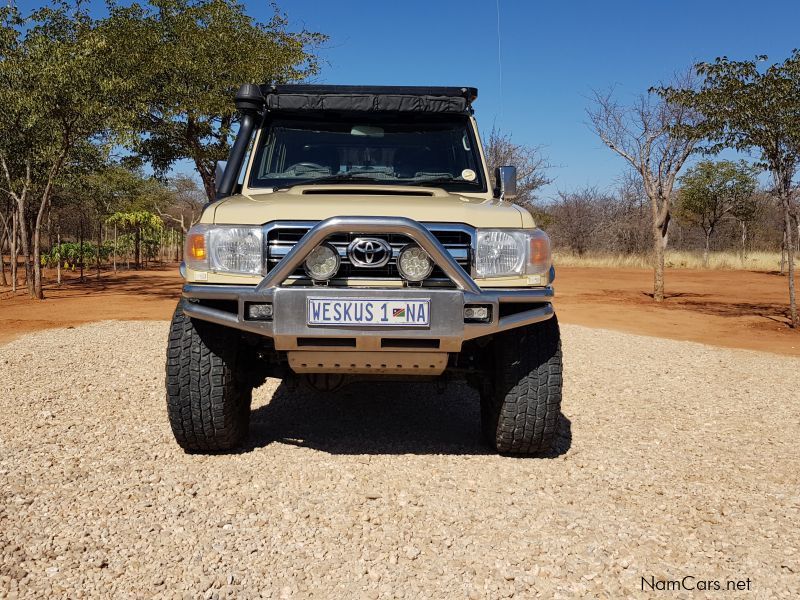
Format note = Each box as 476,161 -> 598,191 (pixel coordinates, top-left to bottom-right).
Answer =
482,316 -> 563,455
165,301 -> 251,452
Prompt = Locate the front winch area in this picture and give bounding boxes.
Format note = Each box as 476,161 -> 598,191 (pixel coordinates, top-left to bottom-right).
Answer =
287,351 -> 448,375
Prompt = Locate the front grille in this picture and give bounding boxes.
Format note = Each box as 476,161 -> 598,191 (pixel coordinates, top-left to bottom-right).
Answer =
266,223 -> 473,285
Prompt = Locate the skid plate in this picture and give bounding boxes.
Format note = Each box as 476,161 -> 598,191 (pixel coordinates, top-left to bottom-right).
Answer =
287,351 -> 447,375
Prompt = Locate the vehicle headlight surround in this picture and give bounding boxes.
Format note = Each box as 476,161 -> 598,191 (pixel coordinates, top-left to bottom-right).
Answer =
304,243 -> 340,281
475,229 -> 551,279
397,244 -> 434,282
184,225 -> 265,275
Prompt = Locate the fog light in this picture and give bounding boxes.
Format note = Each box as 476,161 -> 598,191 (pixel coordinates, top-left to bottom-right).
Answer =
464,305 -> 491,322
247,303 -> 273,320
304,243 -> 340,281
397,245 -> 433,282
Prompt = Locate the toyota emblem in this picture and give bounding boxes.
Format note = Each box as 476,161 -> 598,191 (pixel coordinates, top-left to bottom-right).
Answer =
347,238 -> 392,268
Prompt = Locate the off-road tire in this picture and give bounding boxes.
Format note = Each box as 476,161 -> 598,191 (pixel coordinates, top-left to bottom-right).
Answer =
481,316 -> 563,455
165,300 -> 252,452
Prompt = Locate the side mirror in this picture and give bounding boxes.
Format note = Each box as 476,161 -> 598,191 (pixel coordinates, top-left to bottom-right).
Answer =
214,161 -> 226,197
494,166 -> 517,200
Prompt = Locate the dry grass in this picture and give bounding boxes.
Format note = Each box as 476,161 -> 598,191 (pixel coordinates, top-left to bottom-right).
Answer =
553,250 -> 784,271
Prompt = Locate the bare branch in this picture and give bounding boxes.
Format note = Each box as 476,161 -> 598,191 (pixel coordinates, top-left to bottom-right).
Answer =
483,127 -> 552,210
587,70 -> 701,300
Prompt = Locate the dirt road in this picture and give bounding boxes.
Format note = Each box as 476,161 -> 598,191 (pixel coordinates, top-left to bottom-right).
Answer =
1,321 -> 798,598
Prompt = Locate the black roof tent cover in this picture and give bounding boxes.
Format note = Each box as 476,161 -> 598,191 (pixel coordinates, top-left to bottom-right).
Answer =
254,84 -> 478,115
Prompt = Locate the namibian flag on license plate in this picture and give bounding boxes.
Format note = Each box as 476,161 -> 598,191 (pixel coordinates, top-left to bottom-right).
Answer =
307,298 -> 430,326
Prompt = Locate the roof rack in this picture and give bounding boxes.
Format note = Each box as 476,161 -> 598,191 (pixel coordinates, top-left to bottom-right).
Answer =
235,84 -> 478,115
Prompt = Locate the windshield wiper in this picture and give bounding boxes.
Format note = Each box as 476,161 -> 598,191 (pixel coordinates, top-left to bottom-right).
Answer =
279,172 -> 384,190
409,176 -> 479,187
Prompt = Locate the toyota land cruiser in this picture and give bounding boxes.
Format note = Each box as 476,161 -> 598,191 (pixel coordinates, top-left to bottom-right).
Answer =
166,84 -> 562,455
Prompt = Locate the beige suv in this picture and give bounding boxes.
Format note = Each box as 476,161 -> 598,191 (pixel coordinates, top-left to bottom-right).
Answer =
166,84 -> 562,455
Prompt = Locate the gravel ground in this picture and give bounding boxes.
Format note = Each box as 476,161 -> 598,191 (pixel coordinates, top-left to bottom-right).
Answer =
1,321 -> 799,599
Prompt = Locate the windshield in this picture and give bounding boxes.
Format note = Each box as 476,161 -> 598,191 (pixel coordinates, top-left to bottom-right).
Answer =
248,115 -> 486,192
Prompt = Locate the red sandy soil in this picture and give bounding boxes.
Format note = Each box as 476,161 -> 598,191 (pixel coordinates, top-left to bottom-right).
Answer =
1,266 -> 180,346
554,267 -> 799,356
1,264 -> 798,355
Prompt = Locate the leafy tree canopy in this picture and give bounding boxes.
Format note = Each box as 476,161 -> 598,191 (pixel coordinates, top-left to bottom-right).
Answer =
676,160 -> 759,229
657,52 -> 800,186
658,52 -> 800,327
105,0 -> 327,201
106,210 -> 163,232
0,1 -> 140,297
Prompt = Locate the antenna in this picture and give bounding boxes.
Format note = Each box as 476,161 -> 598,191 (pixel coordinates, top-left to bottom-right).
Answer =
495,0 -> 503,116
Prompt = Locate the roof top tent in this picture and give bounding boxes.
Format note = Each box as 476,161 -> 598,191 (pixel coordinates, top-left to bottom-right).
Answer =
262,85 -> 478,115
215,85 -> 479,199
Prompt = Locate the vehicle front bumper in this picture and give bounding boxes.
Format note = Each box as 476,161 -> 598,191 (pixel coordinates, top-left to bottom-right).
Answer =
181,216 -> 554,354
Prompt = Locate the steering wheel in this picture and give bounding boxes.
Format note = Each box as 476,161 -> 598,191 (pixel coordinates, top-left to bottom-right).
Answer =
287,162 -> 326,172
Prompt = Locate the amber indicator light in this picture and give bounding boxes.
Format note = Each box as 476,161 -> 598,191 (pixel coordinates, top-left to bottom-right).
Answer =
530,237 -> 549,264
189,233 -> 206,260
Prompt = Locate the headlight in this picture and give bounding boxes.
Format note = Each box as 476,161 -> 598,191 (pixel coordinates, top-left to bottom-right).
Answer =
475,229 -> 551,279
184,225 -> 264,275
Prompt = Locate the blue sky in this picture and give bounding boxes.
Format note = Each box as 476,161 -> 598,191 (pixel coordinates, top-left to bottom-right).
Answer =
275,0 -> 799,198
17,0 -> 800,198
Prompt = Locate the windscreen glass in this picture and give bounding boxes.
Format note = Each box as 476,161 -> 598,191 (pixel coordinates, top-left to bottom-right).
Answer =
248,115 -> 486,192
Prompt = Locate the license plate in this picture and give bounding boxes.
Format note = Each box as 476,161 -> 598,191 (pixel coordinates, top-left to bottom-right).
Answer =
307,297 -> 430,327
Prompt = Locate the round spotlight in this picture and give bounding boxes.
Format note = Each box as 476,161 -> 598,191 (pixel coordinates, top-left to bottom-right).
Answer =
304,243 -> 340,281
397,245 -> 434,282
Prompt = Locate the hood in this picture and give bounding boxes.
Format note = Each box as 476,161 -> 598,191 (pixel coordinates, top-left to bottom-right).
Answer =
209,184 -> 532,228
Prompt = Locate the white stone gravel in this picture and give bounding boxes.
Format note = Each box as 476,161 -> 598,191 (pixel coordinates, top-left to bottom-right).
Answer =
1,321 -> 798,599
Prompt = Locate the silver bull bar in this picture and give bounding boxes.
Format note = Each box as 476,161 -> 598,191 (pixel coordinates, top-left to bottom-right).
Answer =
181,216 -> 554,352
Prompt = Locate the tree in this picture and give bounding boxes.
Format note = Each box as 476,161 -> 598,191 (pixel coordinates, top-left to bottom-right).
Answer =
107,0 -> 326,202
483,127 -> 552,214
588,77 -> 700,301
675,160 -> 759,266
153,175 -> 206,233
80,165 -> 172,275
0,3 -> 136,299
0,208 -> 10,286
106,211 -> 163,269
659,52 -> 800,327
730,191 -> 763,264
610,171 -> 652,255
549,188 -> 607,256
